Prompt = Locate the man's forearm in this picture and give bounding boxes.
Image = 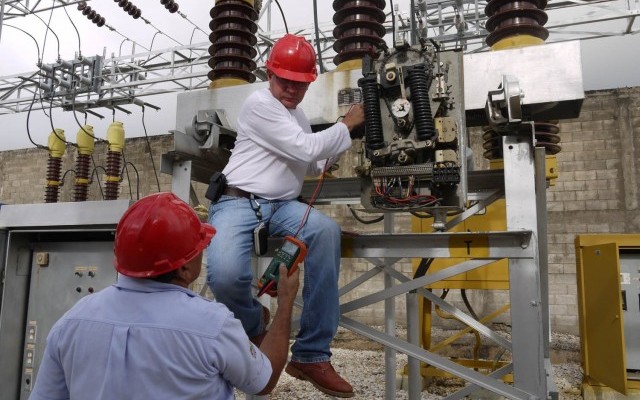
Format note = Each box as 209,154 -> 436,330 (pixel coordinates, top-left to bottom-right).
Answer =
256,303 -> 294,395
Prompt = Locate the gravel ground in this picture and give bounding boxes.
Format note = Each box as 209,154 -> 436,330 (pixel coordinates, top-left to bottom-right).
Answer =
238,328 -> 584,399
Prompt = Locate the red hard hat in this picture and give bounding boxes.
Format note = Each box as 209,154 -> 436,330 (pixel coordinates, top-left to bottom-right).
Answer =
266,34 -> 318,83
114,192 -> 216,278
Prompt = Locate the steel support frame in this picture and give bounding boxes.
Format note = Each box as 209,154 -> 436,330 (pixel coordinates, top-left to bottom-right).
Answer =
164,143 -> 552,399
332,129 -> 551,399
164,97 -> 552,399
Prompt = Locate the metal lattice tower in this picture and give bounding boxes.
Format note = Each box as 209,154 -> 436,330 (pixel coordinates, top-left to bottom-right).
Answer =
0,0 -> 638,116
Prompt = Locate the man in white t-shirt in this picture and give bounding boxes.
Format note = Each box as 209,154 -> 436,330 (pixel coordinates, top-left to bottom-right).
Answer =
206,34 -> 365,398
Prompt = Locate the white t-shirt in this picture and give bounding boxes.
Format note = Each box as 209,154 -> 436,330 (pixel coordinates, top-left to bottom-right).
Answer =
222,88 -> 352,200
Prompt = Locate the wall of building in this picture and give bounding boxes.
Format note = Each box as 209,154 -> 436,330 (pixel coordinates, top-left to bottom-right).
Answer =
547,88 -> 640,333
0,135 -> 176,203
1,87 -> 638,334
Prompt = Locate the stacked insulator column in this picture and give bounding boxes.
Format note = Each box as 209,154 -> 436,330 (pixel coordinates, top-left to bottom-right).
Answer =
73,125 -> 95,202
208,0 -> 258,88
114,0 -> 142,19
77,1 -> 106,27
332,0 -> 386,66
45,129 -> 66,203
104,122 -> 125,200
483,0 -> 560,160
484,0 -> 548,49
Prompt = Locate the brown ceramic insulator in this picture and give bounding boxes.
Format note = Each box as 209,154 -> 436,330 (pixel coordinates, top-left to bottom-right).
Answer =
534,122 -> 561,154
207,65 -> 255,82
104,182 -> 118,200
482,122 -> 561,159
333,34 -> 385,65
117,0 -> 141,19
77,3 -> 105,27
210,16 -> 257,37
46,156 -> 62,182
44,156 -> 62,203
209,31 -> 257,47
105,151 -> 121,200
481,128 -> 502,160
208,41 -> 257,58
207,51 -> 257,71
73,184 -> 88,202
208,41 -> 257,83
485,0 -> 547,16
44,185 -> 59,203
210,0 -> 258,20
164,0 -> 175,11
73,154 -> 91,202
484,0 -> 549,46
332,0 -> 386,65
208,0 -> 258,84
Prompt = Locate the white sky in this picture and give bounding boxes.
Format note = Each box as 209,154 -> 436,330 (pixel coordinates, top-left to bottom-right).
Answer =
0,0 -> 638,151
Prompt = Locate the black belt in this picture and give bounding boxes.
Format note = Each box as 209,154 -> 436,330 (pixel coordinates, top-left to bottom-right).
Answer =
224,186 -> 255,199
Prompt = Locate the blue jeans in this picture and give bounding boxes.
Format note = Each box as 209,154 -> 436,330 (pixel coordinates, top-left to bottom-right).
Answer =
206,195 -> 341,363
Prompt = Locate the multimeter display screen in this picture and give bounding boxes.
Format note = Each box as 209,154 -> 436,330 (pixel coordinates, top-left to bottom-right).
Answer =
281,240 -> 298,255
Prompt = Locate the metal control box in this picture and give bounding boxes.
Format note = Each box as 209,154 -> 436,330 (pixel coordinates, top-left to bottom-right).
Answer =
19,242 -> 117,398
621,253 -> 640,371
0,200 -> 129,400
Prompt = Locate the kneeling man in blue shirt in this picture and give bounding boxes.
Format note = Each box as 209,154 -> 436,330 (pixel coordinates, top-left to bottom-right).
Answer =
30,192 -> 299,399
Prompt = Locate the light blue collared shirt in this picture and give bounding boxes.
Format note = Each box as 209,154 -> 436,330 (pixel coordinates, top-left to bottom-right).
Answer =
30,275 -> 271,399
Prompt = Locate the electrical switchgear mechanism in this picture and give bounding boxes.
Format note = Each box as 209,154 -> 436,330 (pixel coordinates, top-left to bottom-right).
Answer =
356,42 -> 467,214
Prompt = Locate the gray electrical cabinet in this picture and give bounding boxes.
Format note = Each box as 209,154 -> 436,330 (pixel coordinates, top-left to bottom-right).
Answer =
20,241 -> 118,398
621,252 -> 640,371
0,200 -> 130,400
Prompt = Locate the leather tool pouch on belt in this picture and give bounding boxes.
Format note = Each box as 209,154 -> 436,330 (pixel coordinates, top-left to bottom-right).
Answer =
205,171 -> 227,202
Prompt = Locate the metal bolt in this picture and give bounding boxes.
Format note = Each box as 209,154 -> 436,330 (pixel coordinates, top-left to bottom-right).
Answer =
35,252 -> 49,267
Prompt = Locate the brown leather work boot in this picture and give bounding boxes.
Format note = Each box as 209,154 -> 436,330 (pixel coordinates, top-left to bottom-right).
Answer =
249,306 -> 270,347
285,360 -> 354,398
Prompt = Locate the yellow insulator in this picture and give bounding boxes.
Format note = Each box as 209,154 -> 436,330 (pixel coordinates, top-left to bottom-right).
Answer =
490,35 -> 545,51
216,0 -> 253,5
208,78 -> 252,89
76,125 -> 95,155
335,59 -> 362,72
106,121 -> 125,153
47,129 -> 66,158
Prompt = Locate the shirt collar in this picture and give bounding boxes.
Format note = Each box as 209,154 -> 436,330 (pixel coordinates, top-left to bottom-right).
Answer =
114,274 -> 198,298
